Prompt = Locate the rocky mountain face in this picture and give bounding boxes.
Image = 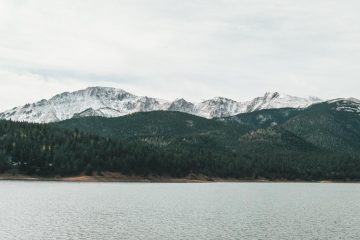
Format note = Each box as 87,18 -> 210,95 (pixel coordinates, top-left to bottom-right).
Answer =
0,87 -> 323,123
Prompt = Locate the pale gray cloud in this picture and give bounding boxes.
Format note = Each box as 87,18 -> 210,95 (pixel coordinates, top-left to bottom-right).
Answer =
1,0 -> 360,111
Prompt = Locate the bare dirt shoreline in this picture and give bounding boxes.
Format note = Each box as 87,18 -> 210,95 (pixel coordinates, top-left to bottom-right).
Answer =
0,173 -> 357,183
0,172 -> 212,183
0,175 -> 209,183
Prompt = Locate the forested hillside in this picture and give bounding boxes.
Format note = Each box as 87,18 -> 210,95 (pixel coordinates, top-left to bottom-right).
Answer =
1,99 -> 360,180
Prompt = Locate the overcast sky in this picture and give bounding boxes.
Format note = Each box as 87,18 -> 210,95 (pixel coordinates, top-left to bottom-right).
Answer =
1,0 -> 360,111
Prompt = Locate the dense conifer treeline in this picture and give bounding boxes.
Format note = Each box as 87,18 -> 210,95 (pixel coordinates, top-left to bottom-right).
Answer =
1,118 -> 360,180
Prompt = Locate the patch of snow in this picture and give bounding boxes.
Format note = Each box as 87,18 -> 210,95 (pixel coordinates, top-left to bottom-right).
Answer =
328,98 -> 360,113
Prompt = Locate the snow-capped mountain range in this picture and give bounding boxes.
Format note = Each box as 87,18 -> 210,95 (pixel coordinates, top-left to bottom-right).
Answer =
0,87 -> 324,123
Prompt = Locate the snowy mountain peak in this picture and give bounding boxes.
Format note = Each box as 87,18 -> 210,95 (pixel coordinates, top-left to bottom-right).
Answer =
205,96 -> 238,104
0,87 -> 324,123
246,92 -> 322,112
168,99 -> 195,113
173,98 -> 189,103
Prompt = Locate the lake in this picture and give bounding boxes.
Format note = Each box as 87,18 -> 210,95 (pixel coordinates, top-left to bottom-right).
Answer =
0,182 -> 359,240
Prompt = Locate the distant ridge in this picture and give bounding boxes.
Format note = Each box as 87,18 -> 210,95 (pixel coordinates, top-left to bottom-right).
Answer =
0,87 -> 323,123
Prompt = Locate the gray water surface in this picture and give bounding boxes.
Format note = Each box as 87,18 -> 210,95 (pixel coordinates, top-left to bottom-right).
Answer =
0,182 -> 359,240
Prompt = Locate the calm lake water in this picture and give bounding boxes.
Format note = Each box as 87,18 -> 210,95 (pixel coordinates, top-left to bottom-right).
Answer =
0,182 -> 359,240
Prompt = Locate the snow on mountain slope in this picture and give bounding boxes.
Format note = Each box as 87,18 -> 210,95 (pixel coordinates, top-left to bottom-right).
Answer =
246,92 -> 322,112
194,97 -> 250,118
328,98 -> 360,113
168,98 -> 195,114
0,87 -> 168,123
0,87 -> 323,123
